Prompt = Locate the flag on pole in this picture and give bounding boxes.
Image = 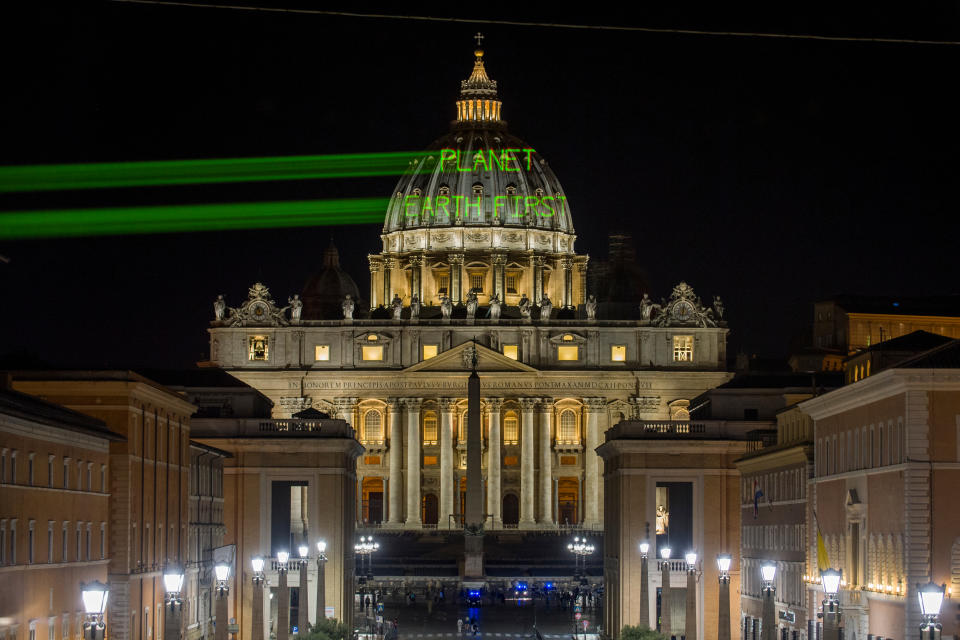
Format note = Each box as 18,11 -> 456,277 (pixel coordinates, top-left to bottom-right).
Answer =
753,479 -> 764,519
813,510 -> 830,572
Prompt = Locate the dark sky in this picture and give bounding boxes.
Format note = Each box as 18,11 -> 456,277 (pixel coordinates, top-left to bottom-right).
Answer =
1,3 -> 959,369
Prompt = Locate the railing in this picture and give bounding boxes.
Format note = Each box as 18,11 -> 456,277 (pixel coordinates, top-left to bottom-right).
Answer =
608,419 -> 775,441
191,417 -> 355,439
656,560 -> 688,572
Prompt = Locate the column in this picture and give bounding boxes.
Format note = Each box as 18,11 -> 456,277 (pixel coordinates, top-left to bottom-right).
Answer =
639,552 -> 650,628
718,573 -> 731,640
538,398 -> 554,526
215,589 -> 228,640
492,253 -> 507,301
333,397 -> 358,423
252,578 -> 265,640
449,253 -> 464,303
487,398 -> 503,527
532,256 -> 544,303
298,559 -> 309,634
576,259 -> 588,306
661,560 -> 672,638
387,399 -> 403,525
519,399 -> 537,526
383,258 -> 394,304
369,261 -> 381,308
686,563 -> 698,640
439,398 -> 456,529
277,568 -> 290,640
561,257 -> 573,308
583,398 -> 605,527
405,398 -> 423,526
409,255 -> 423,301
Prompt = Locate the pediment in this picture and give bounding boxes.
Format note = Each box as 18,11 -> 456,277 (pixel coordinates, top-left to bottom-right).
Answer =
404,341 -> 538,373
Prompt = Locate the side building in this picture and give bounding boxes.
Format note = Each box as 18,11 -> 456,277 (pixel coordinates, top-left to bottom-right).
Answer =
0,384 -> 123,640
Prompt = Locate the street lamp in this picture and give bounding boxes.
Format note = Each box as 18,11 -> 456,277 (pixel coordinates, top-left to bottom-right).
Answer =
214,563 -> 230,640
568,537 -> 594,585
297,545 -> 310,636
276,551 -> 291,640
251,557 -> 266,640
163,564 -> 185,640
684,553 -> 698,640
821,569 -> 842,640
716,555 -> 732,640
354,537 -> 379,636
660,547 -> 672,639
81,580 -> 109,640
316,540 -> 328,627
918,582 -> 946,640
638,542 -> 651,628
760,563 -> 776,640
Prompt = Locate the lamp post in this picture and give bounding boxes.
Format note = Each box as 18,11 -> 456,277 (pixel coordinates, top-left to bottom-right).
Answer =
660,547 -> 672,639
685,552 -> 697,640
163,564 -> 186,640
760,562 -> 777,640
639,542 -> 651,628
214,562 -> 231,640
252,557 -> 266,640
716,554 -> 732,640
567,537 -> 595,585
297,545 -> 309,636
277,551 -> 291,640
917,582 -> 945,640
354,537 -> 379,634
81,580 -> 109,640
820,569 -> 842,640
315,540 -> 327,627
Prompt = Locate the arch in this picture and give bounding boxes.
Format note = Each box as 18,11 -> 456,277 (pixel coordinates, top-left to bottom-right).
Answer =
361,477 -> 384,524
502,493 -> 519,526
362,410 -> 383,443
422,493 -> 438,526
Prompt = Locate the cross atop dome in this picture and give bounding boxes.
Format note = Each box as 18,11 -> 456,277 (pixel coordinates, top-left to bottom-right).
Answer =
474,32 -> 484,47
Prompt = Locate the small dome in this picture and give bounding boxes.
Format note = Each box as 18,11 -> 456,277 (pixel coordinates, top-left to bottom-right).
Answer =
382,45 -> 575,236
302,242 -> 362,319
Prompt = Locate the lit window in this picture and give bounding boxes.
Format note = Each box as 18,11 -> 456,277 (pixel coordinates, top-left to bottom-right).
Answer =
559,410 -> 578,443
363,411 -> 383,443
367,334 -> 378,341
423,413 -> 438,443
503,413 -> 519,444
557,345 -> 579,361
672,335 -> 693,362
503,344 -> 518,360
562,334 -> 574,341
506,274 -> 519,294
611,345 -> 626,362
362,346 -> 384,361
469,273 -> 485,292
248,335 -> 269,361
423,345 -> 438,360
436,274 -> 449,295
315,345 -> 330,361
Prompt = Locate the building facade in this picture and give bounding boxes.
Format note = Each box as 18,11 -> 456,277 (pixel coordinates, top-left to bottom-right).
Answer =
11,372 -> 195,640
0,386 -> 122,640
206,44 -> 733,536
799,341 -> 960,640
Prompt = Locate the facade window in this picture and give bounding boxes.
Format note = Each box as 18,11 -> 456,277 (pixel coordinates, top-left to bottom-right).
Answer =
363,411 -> 383,443
28,520 -> 34,564
673,335 -> 694,362
10,520 -> 16,564
61,523 -> 68,562
100,465 -> 106,493
63,459 -> 69,489
557,346 -> 579,361
558,410 -> 578,443
502,344 -> 518,360
315,345 -> 330,361
86,464 -> 92,491
48,455 -> 54,487
10,451 -> 16,484
0,520 -> 5,564
28,453 -> 35,486
611,345 -> 626,362
248,335 -> 269,361
436,274 -> 449,295
75,524 -> 81,562
423,413 -> 438,444
422,344 -> 438,360
1,449 -> 5,483
506,273 -> 519,294
85,524 -> 91,561
503,413 -> 519,444
47,521 -> 53,563
469,272 -> 485,292
361,345 -> 384,361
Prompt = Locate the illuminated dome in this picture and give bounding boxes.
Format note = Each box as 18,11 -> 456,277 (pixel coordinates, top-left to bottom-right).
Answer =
382,46 -> 575,236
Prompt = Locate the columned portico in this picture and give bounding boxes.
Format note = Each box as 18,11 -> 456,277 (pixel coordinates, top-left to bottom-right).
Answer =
519,398 -> 537,525
387,398 -> 403,524
405,398 -> 423,526
439,398 -> 456,528
584,397 -> 605,527
538,397 -> 553,525
487,397 -> 503,527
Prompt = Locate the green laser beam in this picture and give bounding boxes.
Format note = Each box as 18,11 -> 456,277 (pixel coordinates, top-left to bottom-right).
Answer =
0,198 -> 389,239
0,152 -> 436,193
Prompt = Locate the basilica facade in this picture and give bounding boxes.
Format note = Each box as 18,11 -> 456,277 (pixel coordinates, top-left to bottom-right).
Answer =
205,44 -> 732,534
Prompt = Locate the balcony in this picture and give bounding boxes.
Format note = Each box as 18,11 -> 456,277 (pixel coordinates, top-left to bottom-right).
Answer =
192,417 -> 355,439
606,419 -> 775,442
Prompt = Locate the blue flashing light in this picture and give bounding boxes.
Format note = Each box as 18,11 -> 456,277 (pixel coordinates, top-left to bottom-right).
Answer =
469,590 -> 481,597
516,582 -> 527,591
893,302 -> 900,307
545,582 -> 554,590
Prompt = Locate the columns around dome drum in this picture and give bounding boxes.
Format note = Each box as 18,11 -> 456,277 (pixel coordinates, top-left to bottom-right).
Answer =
409,255 -> 423,302
448,253 -> 464,304
492,253 -> 507,302
561,257 -> 573,308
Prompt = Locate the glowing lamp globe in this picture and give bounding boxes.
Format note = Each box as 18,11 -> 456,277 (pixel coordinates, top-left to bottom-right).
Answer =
821,569 -> 842,597
639,542 -> 650,556
685,552 -> 697,568
716,554 -> 732,573
660,547 -> 672,560
917,582 -> 946,617
81,580 -> 110,615
760,562 -> 776,583
298,544 -> 309,559
163,565 -> 185,595
277,550 -> 290,565
251,556 -> 265,573
214,563 -> 230,582
317,540 -> 327,554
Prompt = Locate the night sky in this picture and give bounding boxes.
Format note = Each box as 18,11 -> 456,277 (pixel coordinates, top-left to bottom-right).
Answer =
2,4 -> 958,369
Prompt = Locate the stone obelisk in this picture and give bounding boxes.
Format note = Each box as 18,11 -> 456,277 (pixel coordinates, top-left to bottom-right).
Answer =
463,346 -> 485,577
